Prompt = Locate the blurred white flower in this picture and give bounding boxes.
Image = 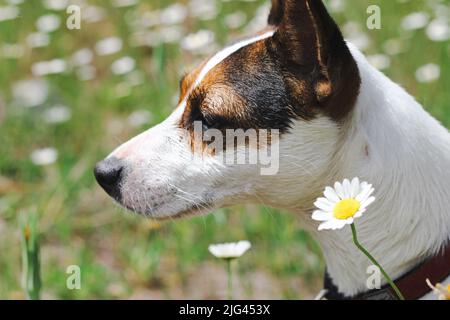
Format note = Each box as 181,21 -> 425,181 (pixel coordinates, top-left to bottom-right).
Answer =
6,0 -> 24,5
160,3 -> 187,25
208,241 -> 251,259
415,63 -> 440,83
128,109 -> 153,127
138,10 -> 161,28
115,82 -> 131,98
342,22 -> 370,51
125,70 -> 145,86
76,65 -> 96,81
43,105 -> 71,124
95,37 -> 123,56
189,0 -> 218,21
26,32 -> 50,48
224,12 -> 247,29
181,30 -> 215,54
329,0 -> 345,13
367,54 -> 391,70
0,6 -> 19,22
32,59 -> 67,76
2,43 -> 24,59
43,0 -> 69,10
12,79 -> 49,108
112,0 -> 138,8
111,56 -> 135,75
130,31 -> 161,47
426,19 -> 450,42
82,6 -> 105,23
401,12 -> 429,31
71,48 -> 94,66
160,26 -> 184,44
244,4 -> 270,33
434,4 -> 450,20
36,14 -> 61,33
30,148 -> 58,166
130,25 -> 184,47
383,38 -> 406,56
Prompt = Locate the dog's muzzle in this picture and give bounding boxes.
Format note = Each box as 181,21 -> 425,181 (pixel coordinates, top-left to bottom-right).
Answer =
94,157 -> 124,201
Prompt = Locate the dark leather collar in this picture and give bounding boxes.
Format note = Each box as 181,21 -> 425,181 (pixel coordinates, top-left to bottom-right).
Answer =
324,242 -> 450,300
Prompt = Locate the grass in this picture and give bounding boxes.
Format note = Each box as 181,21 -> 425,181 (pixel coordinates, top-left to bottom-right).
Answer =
0,0 -> 449,299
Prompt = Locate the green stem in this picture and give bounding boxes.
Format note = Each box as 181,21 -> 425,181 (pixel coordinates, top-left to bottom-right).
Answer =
226,259 -> 233,300
351,223 -> 405,300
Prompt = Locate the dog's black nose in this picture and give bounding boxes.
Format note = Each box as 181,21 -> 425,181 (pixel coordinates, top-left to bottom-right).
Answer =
94,157 -> 124,200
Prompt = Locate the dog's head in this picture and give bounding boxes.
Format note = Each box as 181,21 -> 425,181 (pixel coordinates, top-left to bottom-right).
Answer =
94,0 -> 360,220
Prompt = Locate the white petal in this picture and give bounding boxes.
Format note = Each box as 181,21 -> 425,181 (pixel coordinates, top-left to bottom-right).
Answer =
361,196 -> 376,209
324,187 -> 340,202
342,179 -> 351,198
356,184 -> 374,203
360,181 -> 368,190
350,177 -> 360,198
312,210 -> 333,221
357,187 -> 374,204
334,182 -> 345,199
314,198 -> 335,212
318,219 -> 347,231
331,219 -> 348,230
318,220 -> 336,231
354,208 -> 366,218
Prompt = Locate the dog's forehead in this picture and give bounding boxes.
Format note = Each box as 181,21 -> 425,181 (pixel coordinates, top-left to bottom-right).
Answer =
178,30 -> 276,107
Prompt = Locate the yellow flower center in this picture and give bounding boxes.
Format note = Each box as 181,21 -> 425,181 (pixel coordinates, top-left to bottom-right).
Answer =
333,199 -> 361,220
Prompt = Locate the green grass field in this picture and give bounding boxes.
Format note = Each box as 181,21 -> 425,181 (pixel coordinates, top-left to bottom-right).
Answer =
0,0 -> 449,299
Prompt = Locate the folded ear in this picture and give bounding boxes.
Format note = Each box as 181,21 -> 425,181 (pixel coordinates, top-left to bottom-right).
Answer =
269,0 -> 360,119
268,0 -> 284,26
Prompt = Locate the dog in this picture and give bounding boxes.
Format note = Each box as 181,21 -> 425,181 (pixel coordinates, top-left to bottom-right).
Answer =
94,0 -> 450,299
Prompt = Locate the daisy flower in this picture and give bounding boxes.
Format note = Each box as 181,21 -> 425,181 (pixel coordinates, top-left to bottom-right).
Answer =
312,177 -> 375,230
208,241 -> 251,259
426,279 -> 450,300
312,178 -> 404,299
209,241 -> 251,300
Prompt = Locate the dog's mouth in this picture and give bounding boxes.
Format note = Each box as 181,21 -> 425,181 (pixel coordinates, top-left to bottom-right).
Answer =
120,196 -> 215,221
156,202 -> 216,221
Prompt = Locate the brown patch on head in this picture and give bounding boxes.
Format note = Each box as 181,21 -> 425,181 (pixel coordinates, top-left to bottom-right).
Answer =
177,0 -> 361,154
178,60 -> 207,104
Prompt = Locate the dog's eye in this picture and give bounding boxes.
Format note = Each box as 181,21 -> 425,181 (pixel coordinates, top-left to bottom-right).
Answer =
202,113 -> 223,130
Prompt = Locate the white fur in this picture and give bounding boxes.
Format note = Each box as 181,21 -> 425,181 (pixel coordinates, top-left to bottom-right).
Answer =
299,43 -> 450,297
108,32 -> 450,299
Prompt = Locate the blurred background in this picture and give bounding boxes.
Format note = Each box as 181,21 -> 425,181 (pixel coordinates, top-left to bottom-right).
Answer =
0,0 -> 449,299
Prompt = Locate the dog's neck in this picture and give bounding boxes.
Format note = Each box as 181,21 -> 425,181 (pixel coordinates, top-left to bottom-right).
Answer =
299,43 -> 450,297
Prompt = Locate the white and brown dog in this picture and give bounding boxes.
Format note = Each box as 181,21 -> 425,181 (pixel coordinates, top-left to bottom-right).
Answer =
95,0 -> 450,300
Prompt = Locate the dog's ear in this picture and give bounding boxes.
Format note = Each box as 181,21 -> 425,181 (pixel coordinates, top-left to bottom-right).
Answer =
268,0 -> 284,26
269,0 -> 360,119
